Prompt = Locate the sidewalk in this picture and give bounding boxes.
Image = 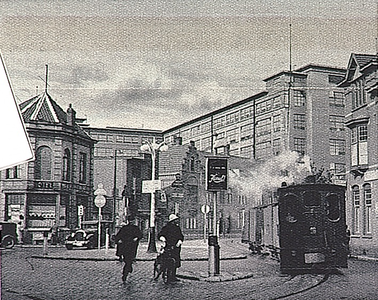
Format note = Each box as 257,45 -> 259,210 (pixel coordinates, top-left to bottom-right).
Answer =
29,238 -> 264,282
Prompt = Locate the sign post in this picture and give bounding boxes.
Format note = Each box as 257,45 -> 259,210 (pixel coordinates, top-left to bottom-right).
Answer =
201,204 -> 210,243
205,156 -> 228,277
94,184 -> 107,250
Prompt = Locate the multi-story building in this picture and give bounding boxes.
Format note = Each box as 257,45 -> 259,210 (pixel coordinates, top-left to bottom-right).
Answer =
163,64 -> 347,184
340,53 -> 378,257
0,91 -> 96,244
82,126 -> 163,231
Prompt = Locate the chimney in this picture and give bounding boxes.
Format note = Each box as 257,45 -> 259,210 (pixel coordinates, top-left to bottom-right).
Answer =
67,104 -> 76,127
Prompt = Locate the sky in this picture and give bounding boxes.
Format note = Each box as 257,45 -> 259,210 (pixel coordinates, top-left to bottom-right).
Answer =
0,0 -> 377,131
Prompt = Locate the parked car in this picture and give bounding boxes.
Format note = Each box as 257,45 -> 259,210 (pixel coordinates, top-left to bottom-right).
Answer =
0,222 -> 17,249
65,220 -> 114,250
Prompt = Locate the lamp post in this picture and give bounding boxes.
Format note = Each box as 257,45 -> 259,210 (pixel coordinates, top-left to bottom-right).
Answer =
140,138 -> 168,253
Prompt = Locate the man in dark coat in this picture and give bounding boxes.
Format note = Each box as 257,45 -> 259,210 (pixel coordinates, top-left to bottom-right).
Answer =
114,216 -> 143,282
158,214 -> 184,281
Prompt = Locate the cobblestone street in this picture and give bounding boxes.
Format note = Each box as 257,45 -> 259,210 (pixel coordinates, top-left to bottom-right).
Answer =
3,239 -> 377,299
1,239 -> 295,300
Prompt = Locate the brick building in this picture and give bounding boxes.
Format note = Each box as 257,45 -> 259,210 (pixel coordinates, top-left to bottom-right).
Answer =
0,91 -> 95,244
340,53 -> 378,257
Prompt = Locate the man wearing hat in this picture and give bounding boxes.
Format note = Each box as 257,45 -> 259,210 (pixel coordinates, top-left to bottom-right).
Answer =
115,216 -> 143,282
158,214 -> 184,281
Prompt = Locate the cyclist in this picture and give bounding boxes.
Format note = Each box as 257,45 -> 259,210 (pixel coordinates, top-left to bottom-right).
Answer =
158,214 -> 184,282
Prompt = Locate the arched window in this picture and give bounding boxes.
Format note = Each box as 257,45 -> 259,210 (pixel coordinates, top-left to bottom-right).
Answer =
363,183 -> 372,235
352,185 -> 360,234
62,149 -> 71,181
35,146 -> 52,180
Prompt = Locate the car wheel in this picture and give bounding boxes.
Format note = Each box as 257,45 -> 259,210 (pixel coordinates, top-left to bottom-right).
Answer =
2,235 -> 15,249
66,244 -> 73,250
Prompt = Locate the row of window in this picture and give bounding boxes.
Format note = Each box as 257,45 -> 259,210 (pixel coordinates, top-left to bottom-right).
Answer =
90,133 -> 160,145
5,147 -> 88,184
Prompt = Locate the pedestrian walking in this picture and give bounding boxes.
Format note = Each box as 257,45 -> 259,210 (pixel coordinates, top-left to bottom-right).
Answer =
114,216 -> 143,282
158,214 -> 184,281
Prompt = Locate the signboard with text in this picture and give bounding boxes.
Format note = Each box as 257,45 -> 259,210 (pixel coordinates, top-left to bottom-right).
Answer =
142,180 -> 162,193
206,157 -> 228,191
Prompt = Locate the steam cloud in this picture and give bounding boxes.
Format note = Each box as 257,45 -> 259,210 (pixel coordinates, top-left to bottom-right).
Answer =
229,150 -> 312,207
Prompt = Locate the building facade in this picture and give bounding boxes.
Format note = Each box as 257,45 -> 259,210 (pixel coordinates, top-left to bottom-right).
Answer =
340,53 -> 378,257
163,65 -> 347,184
82,126 -> 163,233
0,92 -> 96,244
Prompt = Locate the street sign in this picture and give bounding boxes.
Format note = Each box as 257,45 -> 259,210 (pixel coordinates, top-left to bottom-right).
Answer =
201,204 -> 210,214
94,195 -> 106,208
206,157 -> 228,191
142,180 -> 161,193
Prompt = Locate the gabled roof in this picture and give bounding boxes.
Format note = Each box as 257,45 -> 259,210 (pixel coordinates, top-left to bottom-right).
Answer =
339,53 -> 377,87
20,92 -> 67,124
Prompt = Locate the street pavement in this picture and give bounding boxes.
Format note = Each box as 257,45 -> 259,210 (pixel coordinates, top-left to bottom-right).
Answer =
1,238 -> 329,300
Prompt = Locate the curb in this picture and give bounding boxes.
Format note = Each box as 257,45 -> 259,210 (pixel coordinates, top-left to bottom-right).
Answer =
29,255 -> 248,262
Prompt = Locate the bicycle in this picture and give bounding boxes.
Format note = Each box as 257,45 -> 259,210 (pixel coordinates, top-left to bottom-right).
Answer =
153,244 -> 177,283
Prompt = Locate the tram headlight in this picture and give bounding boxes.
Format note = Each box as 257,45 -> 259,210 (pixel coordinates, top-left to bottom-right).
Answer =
291,250 -> 297,256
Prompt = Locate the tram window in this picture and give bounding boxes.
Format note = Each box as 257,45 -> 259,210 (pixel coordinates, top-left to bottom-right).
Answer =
303,191 -> 321,207
282,194 -> 299,223
325,194 -> 340,221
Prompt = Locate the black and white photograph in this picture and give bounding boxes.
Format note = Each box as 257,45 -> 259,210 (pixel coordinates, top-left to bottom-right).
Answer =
0,1 -> 377,299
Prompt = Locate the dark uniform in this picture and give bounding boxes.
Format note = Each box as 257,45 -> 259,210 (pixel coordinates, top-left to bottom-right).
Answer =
115,222 -> 143,281
158,217 -> 184,270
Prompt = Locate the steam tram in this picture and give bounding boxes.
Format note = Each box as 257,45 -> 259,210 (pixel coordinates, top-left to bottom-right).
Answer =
278,183 -> 348,273
243,183 -> 348,273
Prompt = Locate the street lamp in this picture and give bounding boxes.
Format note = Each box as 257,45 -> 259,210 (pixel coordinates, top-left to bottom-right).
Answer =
140,138 -> 168,253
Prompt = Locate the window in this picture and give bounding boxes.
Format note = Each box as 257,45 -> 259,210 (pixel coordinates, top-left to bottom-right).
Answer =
256,99 -> 272,115
273,139 -> 281,156
329,91 -> 345,107
325,194 -> 341,222
293,138 -> 306,155
214,116 -> 225,129
363,184 -> 372,235
330,163 -> 346,180
329,115 -> 345,132
6,166 -> 19,179
201,121 -> 211,133
256,118 -> 271,136
62,149 -> 71,181
185,218 -> 197,229
240,106 -> 253,120
255,141 -> 271,159
330,139 -> 345,156
351,81 -> 367,109
35,146 -> 52,180
79,152 -> 87,183
227,128 -> 239,144
351,124 -> 368,166
352,185 -> 360,234
240,124 -> 253,141
201,137 -> 211,151
293,114 -> 305,130
272,96 -> 282,108
273,115 -> 282,132
293,90 -> 305,106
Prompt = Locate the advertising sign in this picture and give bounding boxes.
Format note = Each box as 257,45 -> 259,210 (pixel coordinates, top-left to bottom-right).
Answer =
206,157 -> 228,191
